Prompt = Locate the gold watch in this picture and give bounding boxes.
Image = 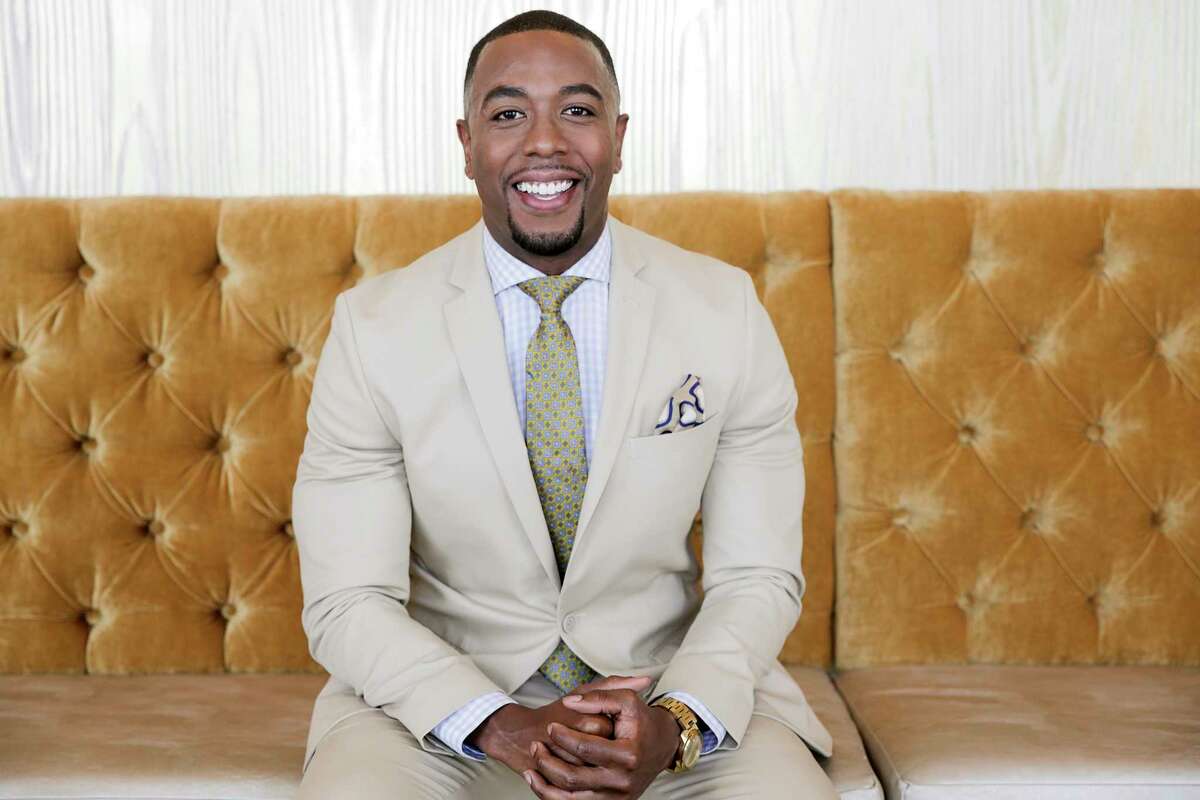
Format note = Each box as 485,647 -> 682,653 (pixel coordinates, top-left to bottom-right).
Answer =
650,696 -> 702,773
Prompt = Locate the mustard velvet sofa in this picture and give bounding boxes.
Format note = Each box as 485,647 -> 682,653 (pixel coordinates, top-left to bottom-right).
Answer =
0,189 -> 1196,800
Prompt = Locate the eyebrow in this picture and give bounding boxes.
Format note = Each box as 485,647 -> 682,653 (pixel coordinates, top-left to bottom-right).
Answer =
479,82 -> 605,111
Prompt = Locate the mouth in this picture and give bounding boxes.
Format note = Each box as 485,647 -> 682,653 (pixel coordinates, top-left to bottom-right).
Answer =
509,177 -> 582,214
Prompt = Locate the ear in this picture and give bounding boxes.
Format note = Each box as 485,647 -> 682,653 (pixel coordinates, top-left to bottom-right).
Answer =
455,119 -> 474,180
613,112 -> 629,174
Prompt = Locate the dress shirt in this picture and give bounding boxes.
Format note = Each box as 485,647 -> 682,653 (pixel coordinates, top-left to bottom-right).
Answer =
430,216 -> 727,759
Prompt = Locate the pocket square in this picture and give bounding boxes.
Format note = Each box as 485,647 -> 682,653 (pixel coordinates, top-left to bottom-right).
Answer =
655,374 -> 706,434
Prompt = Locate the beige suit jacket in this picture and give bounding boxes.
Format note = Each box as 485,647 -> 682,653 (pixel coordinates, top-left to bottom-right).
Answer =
292,215 -> 833,766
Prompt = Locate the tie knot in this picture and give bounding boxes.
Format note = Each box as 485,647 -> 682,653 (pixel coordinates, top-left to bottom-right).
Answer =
518,275 -> 586,316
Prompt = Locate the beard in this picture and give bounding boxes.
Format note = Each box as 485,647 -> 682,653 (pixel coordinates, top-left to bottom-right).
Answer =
507,195 -> 586,257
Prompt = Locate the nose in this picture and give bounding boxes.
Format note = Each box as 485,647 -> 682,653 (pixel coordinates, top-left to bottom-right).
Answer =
523,110 -> 569,158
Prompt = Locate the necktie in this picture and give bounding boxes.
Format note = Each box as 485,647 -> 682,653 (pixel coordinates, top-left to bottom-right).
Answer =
518,274 -> 599,694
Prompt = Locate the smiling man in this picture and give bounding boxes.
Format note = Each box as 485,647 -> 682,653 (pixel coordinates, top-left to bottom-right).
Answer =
294,9 -> 836,800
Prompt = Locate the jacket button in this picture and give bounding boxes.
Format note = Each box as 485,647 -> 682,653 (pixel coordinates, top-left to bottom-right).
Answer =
563,614 -> 577,633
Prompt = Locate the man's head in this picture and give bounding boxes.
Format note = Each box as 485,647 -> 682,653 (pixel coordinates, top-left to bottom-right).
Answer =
456,11 -> 628,273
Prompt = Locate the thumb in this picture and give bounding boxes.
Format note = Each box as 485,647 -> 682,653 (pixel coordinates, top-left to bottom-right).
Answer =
560,689 -> 633,717
572,674 -> 652,695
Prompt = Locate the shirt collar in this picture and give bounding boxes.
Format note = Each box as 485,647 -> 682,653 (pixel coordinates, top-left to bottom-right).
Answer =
481,215 -> 612,296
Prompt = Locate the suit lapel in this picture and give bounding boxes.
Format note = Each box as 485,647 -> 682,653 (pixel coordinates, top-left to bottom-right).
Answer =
571,217 -> 655,560
441,215 -> 656,588
443,219 -> 561,588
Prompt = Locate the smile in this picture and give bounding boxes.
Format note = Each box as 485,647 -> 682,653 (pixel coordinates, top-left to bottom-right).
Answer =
510,179 -> 581,212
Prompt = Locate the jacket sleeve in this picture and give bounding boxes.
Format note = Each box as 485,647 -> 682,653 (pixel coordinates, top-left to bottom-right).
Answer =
651,268 -> 807,748
292,291 -> 507,749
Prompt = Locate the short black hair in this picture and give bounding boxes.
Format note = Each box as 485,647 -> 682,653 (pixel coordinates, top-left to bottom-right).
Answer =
463,10 -> 620,118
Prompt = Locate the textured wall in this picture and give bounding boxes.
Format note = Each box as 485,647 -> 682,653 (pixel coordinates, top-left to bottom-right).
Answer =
1,0 -> 1197,197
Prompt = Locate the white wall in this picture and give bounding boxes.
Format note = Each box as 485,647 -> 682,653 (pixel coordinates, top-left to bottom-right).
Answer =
1,0 -> 1196,197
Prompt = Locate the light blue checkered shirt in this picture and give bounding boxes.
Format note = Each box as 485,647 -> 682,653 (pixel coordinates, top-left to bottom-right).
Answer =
428,216 -> 727,759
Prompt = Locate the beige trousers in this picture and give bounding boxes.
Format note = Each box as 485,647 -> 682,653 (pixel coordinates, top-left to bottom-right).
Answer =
299,672 -> 839,799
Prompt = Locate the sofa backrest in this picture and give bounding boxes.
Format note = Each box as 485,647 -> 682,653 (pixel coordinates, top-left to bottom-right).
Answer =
830,189 -> 1200,668
0,193 -> 836,674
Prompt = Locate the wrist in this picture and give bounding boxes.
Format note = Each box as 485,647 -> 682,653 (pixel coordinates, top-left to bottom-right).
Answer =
470,703 -> 522,757
651,706 -> 682,772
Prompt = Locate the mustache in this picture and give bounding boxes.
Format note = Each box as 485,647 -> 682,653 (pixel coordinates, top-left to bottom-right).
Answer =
506,168 -> 588,185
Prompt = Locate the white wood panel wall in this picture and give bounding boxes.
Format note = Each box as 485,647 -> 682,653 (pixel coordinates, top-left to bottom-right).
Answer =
1,0 -> 1196,197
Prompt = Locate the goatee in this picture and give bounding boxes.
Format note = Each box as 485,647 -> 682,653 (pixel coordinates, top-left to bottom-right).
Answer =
508,202 -> 586,257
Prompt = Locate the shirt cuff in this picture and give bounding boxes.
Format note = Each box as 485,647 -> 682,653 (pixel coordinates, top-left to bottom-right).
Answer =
661,691 -> 727,755
429,691 -> 517,760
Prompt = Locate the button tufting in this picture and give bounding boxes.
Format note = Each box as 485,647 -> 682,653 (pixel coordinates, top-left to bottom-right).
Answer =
78,263 -> 95,283
82,608 -> 101,626
1150,509 -> 1165,528
283,347 -> 303,367
958,423 -> 977,443
212,263 -> 230,281
213,434 -> 231,454
892,509 -> 911,528
5,346 -> 26,363
347,262 -> 363,280
956,593 -> 975,611
78,435 -> 97,455
1085,423 -> 1104,443
220,603 -> 237,621
1019,507 -> 1037,530
145,519 -> 165,537
145,350 -> 164,369
281,520 -> 294,537
7,519 -> 28,538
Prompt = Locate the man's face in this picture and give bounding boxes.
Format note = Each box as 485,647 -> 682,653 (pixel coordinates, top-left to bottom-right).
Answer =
456,30 -> 628,269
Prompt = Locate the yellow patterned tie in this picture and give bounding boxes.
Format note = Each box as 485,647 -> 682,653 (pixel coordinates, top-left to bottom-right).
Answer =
519,275 -> 598,694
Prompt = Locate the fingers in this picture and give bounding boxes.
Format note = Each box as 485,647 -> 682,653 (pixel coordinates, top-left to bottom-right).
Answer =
524,767 -> 606,800
529,741 -> 631,793
571,673 -> 653,695
568,711 -> 614,739
545,739 -> 585,767
561,688 -> 641,717
547,721 -> 638,771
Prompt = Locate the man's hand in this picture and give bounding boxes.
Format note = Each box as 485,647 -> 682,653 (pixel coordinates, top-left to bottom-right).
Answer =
523,688 -> 680,799
469,675 -> 653,780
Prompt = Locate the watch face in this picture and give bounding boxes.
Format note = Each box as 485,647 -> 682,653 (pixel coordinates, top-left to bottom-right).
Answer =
681,730 -> 701,768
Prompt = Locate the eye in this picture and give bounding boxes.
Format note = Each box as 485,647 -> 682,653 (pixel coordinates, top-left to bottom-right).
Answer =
564,105 -> 594,116
493,109 -> 524,121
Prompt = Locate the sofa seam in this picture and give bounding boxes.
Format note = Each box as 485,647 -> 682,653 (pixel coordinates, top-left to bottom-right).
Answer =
831,672 -> 909,799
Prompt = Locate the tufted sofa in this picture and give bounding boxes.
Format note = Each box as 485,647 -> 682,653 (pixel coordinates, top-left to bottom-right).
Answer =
0,190 -> 1196,800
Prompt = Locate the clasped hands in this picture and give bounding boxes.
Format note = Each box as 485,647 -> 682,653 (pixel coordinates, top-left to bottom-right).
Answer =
468,674 -> 683,799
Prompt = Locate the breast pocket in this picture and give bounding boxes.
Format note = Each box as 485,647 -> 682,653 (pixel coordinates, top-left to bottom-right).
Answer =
626,409 -> 723,462
621,410 -> 723,527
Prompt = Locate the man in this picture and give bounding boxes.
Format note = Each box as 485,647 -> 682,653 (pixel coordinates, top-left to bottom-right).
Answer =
295,9 -> 836,799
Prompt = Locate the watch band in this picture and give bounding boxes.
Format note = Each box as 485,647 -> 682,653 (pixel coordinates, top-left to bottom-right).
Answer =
650,696 -> 703,772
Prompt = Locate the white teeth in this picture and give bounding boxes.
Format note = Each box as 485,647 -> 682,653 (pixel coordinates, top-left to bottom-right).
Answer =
515,179 -> 576,196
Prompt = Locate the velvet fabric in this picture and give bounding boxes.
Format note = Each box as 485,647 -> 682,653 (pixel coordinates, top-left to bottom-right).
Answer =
0,192 -> 836,673
2,188 -> 1195,800
829,189 -> 1200,668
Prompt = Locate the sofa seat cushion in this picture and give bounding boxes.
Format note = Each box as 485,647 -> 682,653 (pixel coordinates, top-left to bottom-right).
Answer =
0,673 -> 328,799
0,669 -> 879,800
834,665 -> 1200,800
788,666 -> 884,799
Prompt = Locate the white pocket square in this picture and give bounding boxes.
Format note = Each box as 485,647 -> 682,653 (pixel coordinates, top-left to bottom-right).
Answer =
654,374 -> 707,435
